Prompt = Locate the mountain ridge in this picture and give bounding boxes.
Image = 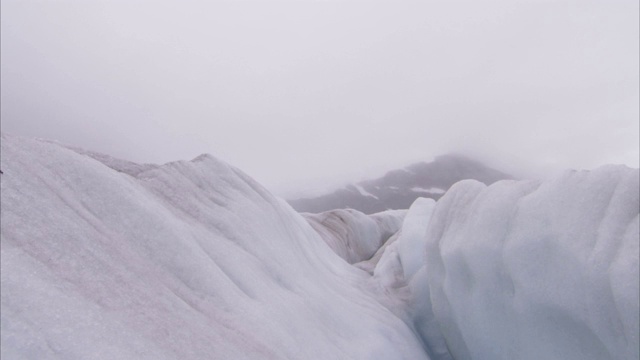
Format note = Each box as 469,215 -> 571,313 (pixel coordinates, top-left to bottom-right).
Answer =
288,154 -> 513,214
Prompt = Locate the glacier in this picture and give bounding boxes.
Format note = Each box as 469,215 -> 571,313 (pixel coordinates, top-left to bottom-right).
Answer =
421,169 -> 639,360
0,134 -> 428,360
1,133 -> 638,360
303,208 -> 406,264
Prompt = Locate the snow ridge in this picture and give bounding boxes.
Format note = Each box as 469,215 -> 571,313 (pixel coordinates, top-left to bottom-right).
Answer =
0,134 -> 429,360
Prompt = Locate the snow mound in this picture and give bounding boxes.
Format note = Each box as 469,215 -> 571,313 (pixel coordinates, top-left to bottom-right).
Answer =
422,168 -> 639,360
0,134 -> 428,360
303,208 -> 406,264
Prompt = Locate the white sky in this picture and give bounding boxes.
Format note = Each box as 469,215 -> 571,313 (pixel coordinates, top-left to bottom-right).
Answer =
2,0 -> 638,196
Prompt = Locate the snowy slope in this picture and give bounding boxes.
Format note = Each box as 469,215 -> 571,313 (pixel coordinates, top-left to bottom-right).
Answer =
0,134 -> 429,360
370,167 -> 639,360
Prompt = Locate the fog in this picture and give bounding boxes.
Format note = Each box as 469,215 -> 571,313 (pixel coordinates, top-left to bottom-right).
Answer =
2,0 -> 638,196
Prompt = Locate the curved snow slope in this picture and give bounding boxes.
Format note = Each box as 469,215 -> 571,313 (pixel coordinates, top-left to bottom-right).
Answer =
303,209 -> 406,264
0,135 -> 428,360
423,167 -> 639,360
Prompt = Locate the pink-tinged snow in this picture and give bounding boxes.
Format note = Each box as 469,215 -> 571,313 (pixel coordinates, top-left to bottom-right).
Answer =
420,168 -> 639,360
0,134 -> 429,360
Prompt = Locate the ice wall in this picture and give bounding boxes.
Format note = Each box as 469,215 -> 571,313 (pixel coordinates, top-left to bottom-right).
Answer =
422,168 -> 639,360
0,134 -> 429,360
370,198 -> 453,360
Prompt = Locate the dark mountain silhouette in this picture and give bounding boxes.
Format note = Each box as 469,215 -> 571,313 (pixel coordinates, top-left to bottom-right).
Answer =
287,154 -> 513,214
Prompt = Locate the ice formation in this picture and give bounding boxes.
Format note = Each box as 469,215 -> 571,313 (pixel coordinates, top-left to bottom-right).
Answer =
0,134 -> 428,360
355,168 -> 639,360
369,197 -> 454,360
421,170 -> 639,360
303,208 -> 405,264
2,133 -> 638,360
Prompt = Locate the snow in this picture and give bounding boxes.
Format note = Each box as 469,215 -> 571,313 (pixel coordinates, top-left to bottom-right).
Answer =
420,169 -> 639,360
410,186 -> 446,195
396,198 -> 436,280
365,168 -> 639,360
2,133 -> 638,360
368,198 -> 435,290
353,183 -> 379,199
368,198 -> 453,360
0,134 -> 429,360
303,208 -> 405,264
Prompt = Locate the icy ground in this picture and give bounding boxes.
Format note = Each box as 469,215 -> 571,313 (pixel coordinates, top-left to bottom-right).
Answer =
1,134 -> 638,360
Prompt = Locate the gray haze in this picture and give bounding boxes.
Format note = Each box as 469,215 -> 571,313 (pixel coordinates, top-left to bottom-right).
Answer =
2,0 -> 638,196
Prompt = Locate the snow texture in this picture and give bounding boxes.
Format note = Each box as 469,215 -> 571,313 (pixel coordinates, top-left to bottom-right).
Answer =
0,134 -> 429,360
420,168 -> 639,360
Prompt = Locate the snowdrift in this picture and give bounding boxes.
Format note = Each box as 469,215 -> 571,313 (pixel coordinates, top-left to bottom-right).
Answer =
0,134 -> 428,360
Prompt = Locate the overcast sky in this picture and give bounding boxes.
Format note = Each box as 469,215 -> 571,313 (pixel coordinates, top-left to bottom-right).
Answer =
2,0 -> 638,196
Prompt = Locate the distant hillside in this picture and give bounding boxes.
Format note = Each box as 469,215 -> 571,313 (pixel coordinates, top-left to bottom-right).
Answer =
287,154 -> 513,214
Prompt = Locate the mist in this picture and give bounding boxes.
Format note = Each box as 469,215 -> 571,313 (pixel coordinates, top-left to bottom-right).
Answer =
2,0 -> 638,196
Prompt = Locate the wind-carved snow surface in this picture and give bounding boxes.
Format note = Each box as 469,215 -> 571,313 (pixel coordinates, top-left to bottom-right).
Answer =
372,168 -> 639,360
0,134 -> 429,360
